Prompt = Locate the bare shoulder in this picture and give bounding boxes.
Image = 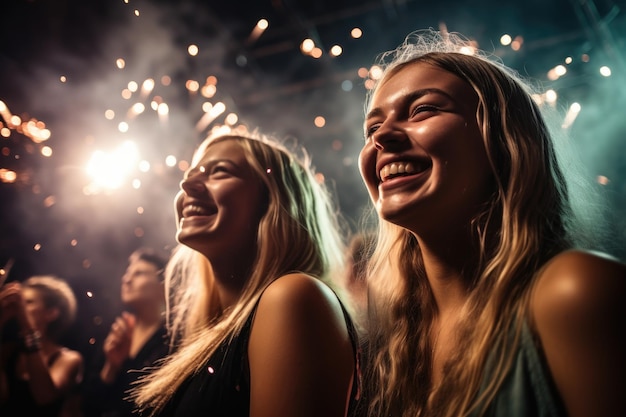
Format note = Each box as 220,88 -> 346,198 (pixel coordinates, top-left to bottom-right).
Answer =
248,274 -> 355,417
57,348 -> 84,370
50,348 -> 84,389
64,348 -> 83,362
529,252 -> 626,416
258,273 -> 343,316
531,249 -> 626,326
251,272 -> 349,347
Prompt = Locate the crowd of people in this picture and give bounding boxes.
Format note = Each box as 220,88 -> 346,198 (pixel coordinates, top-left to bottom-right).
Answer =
1,29 -> 624,417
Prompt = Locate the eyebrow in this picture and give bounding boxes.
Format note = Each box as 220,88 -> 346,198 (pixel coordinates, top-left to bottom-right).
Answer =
190,158 -> 236,172
365,88 -> 454,121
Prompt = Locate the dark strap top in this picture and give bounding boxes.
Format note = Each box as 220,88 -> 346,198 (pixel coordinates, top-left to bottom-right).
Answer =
158,286 -> 361,417
471,320 -> 567,417
1,349 -> 65,417
82,323 -> 170,417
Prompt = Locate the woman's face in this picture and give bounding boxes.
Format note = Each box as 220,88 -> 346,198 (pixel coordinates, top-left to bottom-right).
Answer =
22,287 -> 52,331
359,62 -> 493,234
175,139 -> 268,260
120,258 -> 163,307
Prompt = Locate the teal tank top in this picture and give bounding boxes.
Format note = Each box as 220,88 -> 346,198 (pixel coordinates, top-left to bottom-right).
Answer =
471,320 -> 567,417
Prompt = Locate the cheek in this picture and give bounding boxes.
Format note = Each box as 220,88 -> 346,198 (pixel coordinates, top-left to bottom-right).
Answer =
174,190 -> 184,221
358,146 -> 373,184
419,121 -> 462,150
247,196 -> 267,227
223,189 -> 264,225
26,305 -> 40,317
146,282 -> 163,295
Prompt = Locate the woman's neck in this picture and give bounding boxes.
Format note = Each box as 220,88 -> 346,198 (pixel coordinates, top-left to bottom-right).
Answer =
209,258 -> 253,311
130,302 -> 164,329
413,232 -> 476,317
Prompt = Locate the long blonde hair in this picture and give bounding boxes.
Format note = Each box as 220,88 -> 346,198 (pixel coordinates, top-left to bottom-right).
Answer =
133,132 -> 347,415
362,29 -> 609,417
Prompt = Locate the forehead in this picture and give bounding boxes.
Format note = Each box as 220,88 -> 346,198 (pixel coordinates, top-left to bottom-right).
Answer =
22,287 -> 42,300
193,138 -> 248,166
127,258 -> 159,272
370,62 -> 477,110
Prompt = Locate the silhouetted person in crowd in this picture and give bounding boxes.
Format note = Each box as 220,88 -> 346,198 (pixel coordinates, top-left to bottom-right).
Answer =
1,275 -> 83,417
83,247 -> 169,417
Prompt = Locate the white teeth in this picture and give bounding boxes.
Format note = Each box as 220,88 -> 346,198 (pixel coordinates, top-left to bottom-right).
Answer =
379,162 -> 417,181
183,204 -> 212,217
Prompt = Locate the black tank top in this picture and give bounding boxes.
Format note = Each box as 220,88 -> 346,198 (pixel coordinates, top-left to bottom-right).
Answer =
1,350 -> 65,417
158,289 -> 361,417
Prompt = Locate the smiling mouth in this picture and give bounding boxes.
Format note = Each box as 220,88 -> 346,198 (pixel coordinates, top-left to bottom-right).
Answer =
182,204 -> 216,218
379,160 -> 431,182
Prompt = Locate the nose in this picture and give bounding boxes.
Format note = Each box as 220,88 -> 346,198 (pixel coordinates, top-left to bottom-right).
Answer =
180,174 -> 207,196
371,121 -> 408,151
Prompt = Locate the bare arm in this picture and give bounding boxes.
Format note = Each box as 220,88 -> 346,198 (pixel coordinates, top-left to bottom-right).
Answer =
0,283 -> 83,405
24,348 -> 83,405
531,250 -> 626,417
248,273 -> 355,417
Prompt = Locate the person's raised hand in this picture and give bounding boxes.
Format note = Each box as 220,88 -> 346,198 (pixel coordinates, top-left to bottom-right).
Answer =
103,311 -> 136,369
0,283 -> 27,328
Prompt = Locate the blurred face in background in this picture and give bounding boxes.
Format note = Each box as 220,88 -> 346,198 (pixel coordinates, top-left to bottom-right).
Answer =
120,258 -> 163,307
22,287 -> 56,332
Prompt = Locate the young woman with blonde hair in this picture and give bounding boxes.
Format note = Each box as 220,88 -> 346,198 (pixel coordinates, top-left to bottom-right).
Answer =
133,129 -> 359,417
359,30 -> 625,417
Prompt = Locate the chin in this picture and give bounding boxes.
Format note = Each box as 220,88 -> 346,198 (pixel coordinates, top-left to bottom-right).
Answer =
176,235 -> 209,257
177,230 -> 203,247
378,205 -> 416,230
378,202 -> 404,221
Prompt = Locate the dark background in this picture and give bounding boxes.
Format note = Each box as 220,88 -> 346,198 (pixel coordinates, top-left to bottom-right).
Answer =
1,0 -> 625,360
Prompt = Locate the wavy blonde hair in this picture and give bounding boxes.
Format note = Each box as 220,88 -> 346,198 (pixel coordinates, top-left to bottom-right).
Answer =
132,131 -> 347,415
362,29 -> 608,417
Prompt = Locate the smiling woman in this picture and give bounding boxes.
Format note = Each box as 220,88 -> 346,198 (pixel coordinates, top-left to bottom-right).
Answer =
131,129 -> 360,417
358,29 -> 626,417
361,62 -> 492,231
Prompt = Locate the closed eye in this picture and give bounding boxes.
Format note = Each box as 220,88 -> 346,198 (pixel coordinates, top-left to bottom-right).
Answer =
185,161 -> 236,179
208,164 -> 233,177
210,165 -> 228,173
364,105 -> 438,140
410,104 -> 438,118
365,123 -> 381,140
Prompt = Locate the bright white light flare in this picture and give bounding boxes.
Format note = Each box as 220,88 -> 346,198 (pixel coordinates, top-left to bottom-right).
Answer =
86,141 -> 140,190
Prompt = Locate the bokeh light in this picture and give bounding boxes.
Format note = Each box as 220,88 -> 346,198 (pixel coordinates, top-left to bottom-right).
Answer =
86,141 -> 140,190
1,0 -> 625,356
